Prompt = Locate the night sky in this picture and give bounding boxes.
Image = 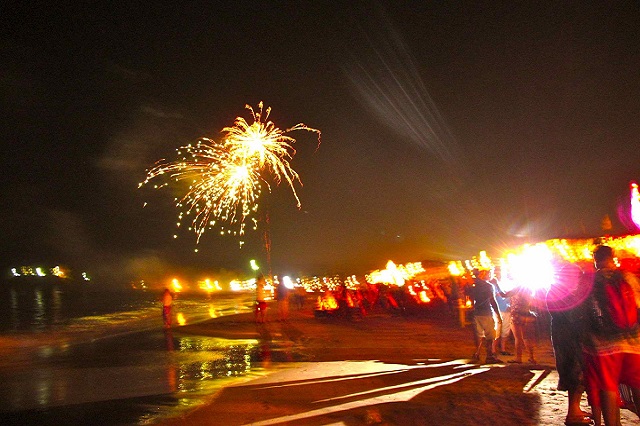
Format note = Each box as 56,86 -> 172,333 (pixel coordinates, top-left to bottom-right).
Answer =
2,2 -> 639,284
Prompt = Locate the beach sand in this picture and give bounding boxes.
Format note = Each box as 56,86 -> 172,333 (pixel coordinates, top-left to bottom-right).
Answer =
161,303 -> 639,425
2,298 -> 636,425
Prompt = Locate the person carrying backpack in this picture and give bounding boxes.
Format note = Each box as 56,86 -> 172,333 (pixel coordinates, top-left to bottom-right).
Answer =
583,245 -> 640,426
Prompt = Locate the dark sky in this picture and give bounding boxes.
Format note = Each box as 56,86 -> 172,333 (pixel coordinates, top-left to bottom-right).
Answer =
1,1 -> 639,283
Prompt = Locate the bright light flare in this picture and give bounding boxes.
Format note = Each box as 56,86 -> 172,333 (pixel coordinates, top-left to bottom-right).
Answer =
502,244 -> 555,292
546,261 -> 592,313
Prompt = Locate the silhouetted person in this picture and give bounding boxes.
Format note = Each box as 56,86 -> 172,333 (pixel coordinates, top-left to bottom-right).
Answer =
161,288 -> 174,329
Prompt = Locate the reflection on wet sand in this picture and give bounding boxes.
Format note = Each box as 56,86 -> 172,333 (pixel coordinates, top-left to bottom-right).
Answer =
0,327 -> 298,425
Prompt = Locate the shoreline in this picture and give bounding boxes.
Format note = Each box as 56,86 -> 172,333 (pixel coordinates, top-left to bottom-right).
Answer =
2,298 -> 636,425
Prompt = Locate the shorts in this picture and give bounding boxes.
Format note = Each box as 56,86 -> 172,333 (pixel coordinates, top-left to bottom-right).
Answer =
584,352 -> 640,407
474,315 -> 497,340
498,312 -> 511,338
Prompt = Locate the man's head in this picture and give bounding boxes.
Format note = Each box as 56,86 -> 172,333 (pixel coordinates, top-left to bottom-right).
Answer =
593,245 -> 615,270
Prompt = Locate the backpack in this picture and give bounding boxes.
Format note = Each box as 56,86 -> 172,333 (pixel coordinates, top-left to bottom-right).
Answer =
593,270 -> 638,332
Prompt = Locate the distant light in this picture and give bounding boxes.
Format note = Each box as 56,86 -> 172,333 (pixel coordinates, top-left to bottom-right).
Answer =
250,259 -> 260,271
35,267 -> 46,277
176,313 -> 186,326
230,279 -> 242,292
282,276 -> 295,290
51,266 -> 67,278
478,251 -> 493,270
366,260 -> 424,286
199,278 -> 218,293
447,261 -> 463,276
11,268 -> 20,277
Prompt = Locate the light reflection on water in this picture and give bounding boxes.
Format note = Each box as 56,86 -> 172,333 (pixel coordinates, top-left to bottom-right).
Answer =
0,282 -> 255,337
0,286 -> 297,425
130,332 -> 293,424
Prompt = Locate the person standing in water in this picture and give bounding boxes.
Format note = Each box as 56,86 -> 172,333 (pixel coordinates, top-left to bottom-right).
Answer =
255,275 -> 268,324
161,288 -> 174,328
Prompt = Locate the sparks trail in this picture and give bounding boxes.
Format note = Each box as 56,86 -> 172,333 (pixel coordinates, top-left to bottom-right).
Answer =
140,102 -> 321,245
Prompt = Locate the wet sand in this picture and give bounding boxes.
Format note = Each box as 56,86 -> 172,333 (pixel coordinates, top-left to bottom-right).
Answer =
162,303 -> 639,425
1,300 -> 637,425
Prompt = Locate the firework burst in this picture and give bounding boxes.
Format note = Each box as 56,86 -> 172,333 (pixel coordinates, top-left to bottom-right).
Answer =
140,102 -> 320,244
223,102 -> 321,207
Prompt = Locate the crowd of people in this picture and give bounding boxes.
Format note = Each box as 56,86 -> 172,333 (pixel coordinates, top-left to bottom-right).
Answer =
159,244 -> 639,425
457,245 -> 640,426
245,247 -> 640,425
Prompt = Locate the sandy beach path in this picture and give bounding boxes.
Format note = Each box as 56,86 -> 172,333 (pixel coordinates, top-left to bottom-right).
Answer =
163,303 -> 638,425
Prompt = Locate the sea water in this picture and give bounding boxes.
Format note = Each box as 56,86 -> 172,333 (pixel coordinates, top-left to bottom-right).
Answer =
0,279 -> 278,425
0,279 -> 257,334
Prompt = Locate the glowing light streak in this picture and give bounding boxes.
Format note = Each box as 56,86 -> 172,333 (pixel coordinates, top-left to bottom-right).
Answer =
250,259 -> 260,271
51,266 -> 65,278
631,181 -> 640,229
343,11 -> 459,163
230,278 -> 257,292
